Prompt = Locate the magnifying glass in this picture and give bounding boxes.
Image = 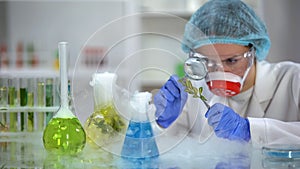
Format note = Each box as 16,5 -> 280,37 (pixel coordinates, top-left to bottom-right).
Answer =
184,52 -> 208,80
182,52 -> 211,109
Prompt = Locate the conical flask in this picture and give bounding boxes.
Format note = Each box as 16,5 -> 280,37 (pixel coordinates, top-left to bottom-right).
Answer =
43,42 -> 86,155
84,72 -> 126,147
121,91 -> 159,160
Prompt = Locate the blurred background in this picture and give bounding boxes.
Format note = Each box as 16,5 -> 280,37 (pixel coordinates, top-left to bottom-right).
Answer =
0,0 -> 299,122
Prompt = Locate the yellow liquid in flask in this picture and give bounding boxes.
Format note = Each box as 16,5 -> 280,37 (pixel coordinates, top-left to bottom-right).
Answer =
85,104 -> 126,146
43,117 -> 86,155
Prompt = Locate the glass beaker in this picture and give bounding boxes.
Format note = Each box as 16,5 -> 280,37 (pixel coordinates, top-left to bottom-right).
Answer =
121,91 -> 159,160
43,42 -> 86,155
84,72 -> 126,147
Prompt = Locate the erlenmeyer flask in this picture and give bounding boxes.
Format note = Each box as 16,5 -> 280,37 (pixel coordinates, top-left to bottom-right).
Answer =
121,91 -> 159,160
43,42 -> 86,155
84,72 -> 126,147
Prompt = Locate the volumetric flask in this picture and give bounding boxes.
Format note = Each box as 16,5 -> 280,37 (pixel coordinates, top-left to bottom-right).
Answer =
43,42 -> 86,155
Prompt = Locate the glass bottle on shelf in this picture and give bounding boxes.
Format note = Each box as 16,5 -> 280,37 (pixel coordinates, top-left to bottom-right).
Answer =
27,43 -> 39,67
16,42 -> 24,68
43,42 -> 86,155
0,44 -> 9,68
84,72 -> 126,147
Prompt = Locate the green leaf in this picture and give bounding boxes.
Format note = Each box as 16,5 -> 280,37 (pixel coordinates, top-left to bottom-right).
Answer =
193,87 -> 198,95
186,79 -> 193,89
199,87 -> 203,95
200,95 -> 207,101
185,88 -> 192,94
179,78 -> 208,106
178,78 -> 183,83
0,164 -> 6,169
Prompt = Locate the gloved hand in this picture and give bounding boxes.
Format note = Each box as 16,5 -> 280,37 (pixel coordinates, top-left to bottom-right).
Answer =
205,103 -> 251,142
154,75 -> 188,128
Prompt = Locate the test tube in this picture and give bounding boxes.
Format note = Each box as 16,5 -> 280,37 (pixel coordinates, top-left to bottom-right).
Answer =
0,77 -> 8,128
25,78 -> 35,166
37,78 -> 45,131
27,78 -> 35,132
45,78 -> 54,124
20,78 -> 28,131
8,78 -> 18,132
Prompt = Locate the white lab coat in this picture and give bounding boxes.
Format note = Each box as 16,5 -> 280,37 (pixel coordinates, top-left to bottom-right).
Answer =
171,60 -> 300,148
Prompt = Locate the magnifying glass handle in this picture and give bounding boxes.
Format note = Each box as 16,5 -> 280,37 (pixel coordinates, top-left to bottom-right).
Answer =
201,99 -> 210,110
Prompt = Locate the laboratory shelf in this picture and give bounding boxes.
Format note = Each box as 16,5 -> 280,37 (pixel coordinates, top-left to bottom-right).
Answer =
0,69 -> 59,78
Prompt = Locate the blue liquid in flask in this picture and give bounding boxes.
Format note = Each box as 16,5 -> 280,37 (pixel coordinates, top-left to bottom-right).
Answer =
121,120 -> 159,160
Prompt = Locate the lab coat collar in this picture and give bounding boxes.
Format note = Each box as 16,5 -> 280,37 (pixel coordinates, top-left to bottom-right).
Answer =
254,60 -> 276,103
245,60 -> 276,118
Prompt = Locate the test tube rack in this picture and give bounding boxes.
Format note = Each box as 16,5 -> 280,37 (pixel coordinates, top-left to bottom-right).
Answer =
0,70 -> 70,135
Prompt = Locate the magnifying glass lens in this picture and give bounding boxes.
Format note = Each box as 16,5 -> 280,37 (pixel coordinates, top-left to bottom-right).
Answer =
184,57 -> 208,80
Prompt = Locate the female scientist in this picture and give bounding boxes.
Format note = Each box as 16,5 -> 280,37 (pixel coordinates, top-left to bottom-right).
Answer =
154,0 -> 300,147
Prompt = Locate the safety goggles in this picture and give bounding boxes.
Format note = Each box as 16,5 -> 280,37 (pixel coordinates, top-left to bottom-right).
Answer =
189,47 -> 255,73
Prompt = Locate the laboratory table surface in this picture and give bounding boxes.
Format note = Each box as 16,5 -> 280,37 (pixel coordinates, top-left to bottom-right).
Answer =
0,132 -> 299,169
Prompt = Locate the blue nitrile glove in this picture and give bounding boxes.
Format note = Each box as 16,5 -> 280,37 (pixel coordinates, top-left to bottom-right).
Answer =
154,75 -> 188,128
205,103 -> 251,142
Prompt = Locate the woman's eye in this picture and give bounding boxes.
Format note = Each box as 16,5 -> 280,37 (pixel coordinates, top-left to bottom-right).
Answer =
224,57 -> 239,64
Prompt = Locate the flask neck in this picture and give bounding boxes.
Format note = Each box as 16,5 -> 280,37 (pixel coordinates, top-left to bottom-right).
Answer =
59,42 -> 70,110
93,83 -> 114,110
91,72 -> 116,111
130,92 -> 152,122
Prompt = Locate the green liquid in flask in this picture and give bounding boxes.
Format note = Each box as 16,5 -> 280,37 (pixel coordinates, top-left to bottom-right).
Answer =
43,42 -> 86,155
43,117 -> 86,155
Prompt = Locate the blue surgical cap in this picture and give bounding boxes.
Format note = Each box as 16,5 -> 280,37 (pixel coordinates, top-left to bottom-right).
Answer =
182,0 -> 271,61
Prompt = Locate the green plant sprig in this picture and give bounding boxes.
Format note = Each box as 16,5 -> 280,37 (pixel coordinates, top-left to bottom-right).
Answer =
0,163 -> 5,169
178,78 -> 207,102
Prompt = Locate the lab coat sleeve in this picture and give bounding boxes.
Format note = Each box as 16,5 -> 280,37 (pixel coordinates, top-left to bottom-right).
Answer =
248,117 -> 300,148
